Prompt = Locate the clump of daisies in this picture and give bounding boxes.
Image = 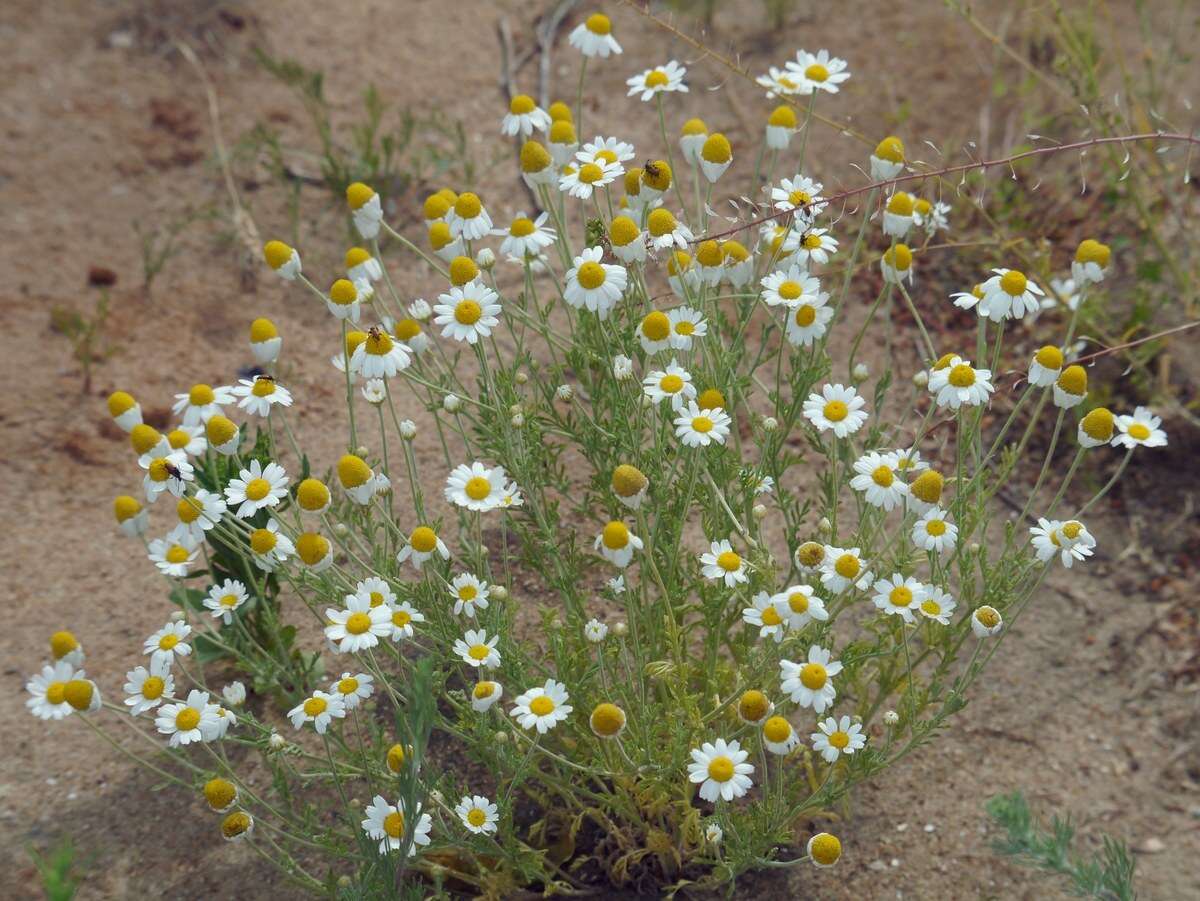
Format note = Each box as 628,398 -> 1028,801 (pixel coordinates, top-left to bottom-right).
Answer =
34,10 -> 1163,895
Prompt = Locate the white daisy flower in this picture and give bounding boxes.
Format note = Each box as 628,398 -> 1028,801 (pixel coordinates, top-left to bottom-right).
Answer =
978,268 -> 1045,321
1047,276 -> 1082,312
687,738 -> 754,802
172,383 -> 234,427
263,240 -> 301,280
645,208 -> 694,250
288,690 -> 345,734
927,356 -> 994,409
362,796 -> 432,856
918,586 -> 957,625
455,629 -> 501,669
564,246 -> 627,318
870,136 -> 905,180
803,384 -> 868,437
722,240 -> 755,286
666,250 -> 699,298
674,401 -> 732,448
627,60 -> 687,101
1028,345 -> 1064,388
1113,406 -> 1168,449
156,689 -> 219,747
742,591 -> 787,642
224,459 -> 289,518
607,575 -> 626,594
351,328 -> 413,379
850,450 -> 909,511
449,573 -> 489,617
668,306 -> 707,350
386,601 -> 424,642
772,584 -> 829,630
811,715 -> 867,762
361,379 -> 387,404
643,360 -> 696,411
353,577 -> 396,610
346,183 -> 382,240
445,462 -> 510,512
771,175 -> 826,220
511,679 -> 573,733
559,158 -> 623,199
693,240 -> 724,286
791,228 -> 838,268
579,135 -> 636,166
397,525 -> 451,569
205,415 -> 241,456
780,645 -> 842,713
678,117 -> 708,163
882,190 -> 916,238
26,660 -> 84,720
871,573 -> 927,623
446,192 -> 493,240
325,593 -> 394,653
248,317 -> 282,364
760,266 -> 823,309
819,546 -> 871,594
785,293 -> 834,347
456,795 -> 499,835
48,631 -> 84,668
881,243 -> 914,284
636,309 -> 672,354
700,539 -> 748,587
202,579 -> 248,625
168,489 -> 226,545
584,619 -> 609,643
147,534 -> 200,578
331,672 -> 374,711
144,621 -> 191,667
1072,239 -> 1111,286
107,390 -> 142,432
894,446 -> 928,475
1053,365 -> 1088,409
123,658 -> 174,716
345,246 -> 383,284
912,507 -> 957,554
971,605 -> 1003,638
595,520 -> 643,569
787,49 -> 851,93
609,214 -> 647,263
248,519 -> 294,571
756,66 -> 805,98
114,495 -> 149,538
704,821 -> 724,844
568,12 -> 621,58
914,198 -> 950,236
502,94 -> 551,136
231,375 -> 293,418
471,680 -> 503,712
434,283 -> 502,344
221,681 -> 246,707
139,447 -> 193,503
1030,518 -> 1096,568
497,211 -> 556,259
324,277 -> 363,322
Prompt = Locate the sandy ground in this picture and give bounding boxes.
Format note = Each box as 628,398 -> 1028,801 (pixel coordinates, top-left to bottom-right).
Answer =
1,0 -> 1198,897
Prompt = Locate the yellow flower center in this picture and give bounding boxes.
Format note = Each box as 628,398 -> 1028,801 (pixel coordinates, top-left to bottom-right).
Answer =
509,217 -> 536,238
384,811 -> 405,839
823,400 -> 848,422
1075,239 -> 1110,267
803,233 -> 822,249
910,470 -> 944,504
875,136 -> 904,163
465,476 -> 492,501
887,192 -> 914,216
473,682 -> 496,700
1057,365 -> 1087,396
165,545 -> 190,565
392,609 -> 412,628
175,708 -> 200,731
691,415 -> 714,433
701,133 -> 732,164
1062,521 -> 1083,540
345,612 -> 373,635
250,528 -> 276,555
219,594 -> 239,608
1080,408 -> 1114,440
167,429 -> 191,450
244,477 -> 271,501
520,140 -> 551,173
948,364 -> 976,388
889,586 -> 914,608
529,696 -> 555,716
797,541 -> 824,567
999,269 -> 1028,296
263,241 -> 293,270
590,702 -> 625,736
764,716 -> 792,743
429,221 -> 453,250
576,261 -> 607,289
468,644 -> 490,661
884,244 -> 912,269
1035,345 -> 1063,370
768,105 -> 797,127
204,778 -> 236,811
871,465 -> 894,487
698,388 -> 725,410
921,599 -> 942,617
914,198 -> 932,215
411,526 -> 437,553
716,550 -> 742,572
811,833 -> 842,866
706,756 -> 734,782
739,690 -> 770,721
369,592 -> 385,608
645,69 -> 669,88
449,256 -> 478,286
761,606 -> 782,626
800,663 -> 827,690
834,554 -> 860,578
788,189 -> 811,207
329,279 -> 358,306
1127,423 -> 1151,441
586,12 -> 611,34
576,162 -> 604,185
778,280 -> 803,301
675,319 -> 695,335
454,192 -> 482,219
602,521 -> 630,549
346,182 -> 375,210
158,634 -> 179,651
455,300 -> 483,325
647,208 -> 677,237
114,495 -> 141,522
50,631 -> 78,659
337,677 -> 359,695
303,697 -> 327,717
148,458 -> 172,483
828,730 -> 850,749
805,63 -> 830,82
45,682 -> 67,705
788,592 -> 809,613
207,416 -> 237,445
926,519 -> 947,537
251,378 -> 275,398
660,374 -> 684,394
510,94 -> 535,115
976,607 -> 1000,628
467,808 -> 488,827
641,311 -> 670,341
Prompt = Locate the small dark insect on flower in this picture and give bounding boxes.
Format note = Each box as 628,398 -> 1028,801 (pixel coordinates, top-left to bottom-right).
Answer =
256,373 -> 276,382
643,159 -> 663,179
163,462 -> 183,481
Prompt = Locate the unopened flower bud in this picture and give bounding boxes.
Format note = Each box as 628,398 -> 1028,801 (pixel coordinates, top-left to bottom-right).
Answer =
912,370 -> 929,387
511,412 -> 525,427
640,394 -> 654,408
817,516 -> 831,533
761,416 -> 778,432
169,610 -> 186,623
613,354 -> 634,380
852,362 -> 869,382
354,445 -> 369,458
443,394 -> 461,412
399,419 -> 417,440
752,503 -> 768,521
337,876 -> 352,888
269,731 -> 286,750
429,789 -> 444,804
409,298 -> 432,320
612,621 -> 628,637
968,542 -> 981,555
514,370 -> 528,385
556,384 -> 574,401
333,523 -> 349,537
475,247 -> 496,271
494,731 -> 508,744
491,585 -> 509,602
883,710 -> 899,726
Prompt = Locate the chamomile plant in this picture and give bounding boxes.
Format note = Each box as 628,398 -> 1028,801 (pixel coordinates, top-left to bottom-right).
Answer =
30,10 -> 1169,896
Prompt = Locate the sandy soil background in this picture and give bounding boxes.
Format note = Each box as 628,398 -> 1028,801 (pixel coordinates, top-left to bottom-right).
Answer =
1,1 -> 1198,898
